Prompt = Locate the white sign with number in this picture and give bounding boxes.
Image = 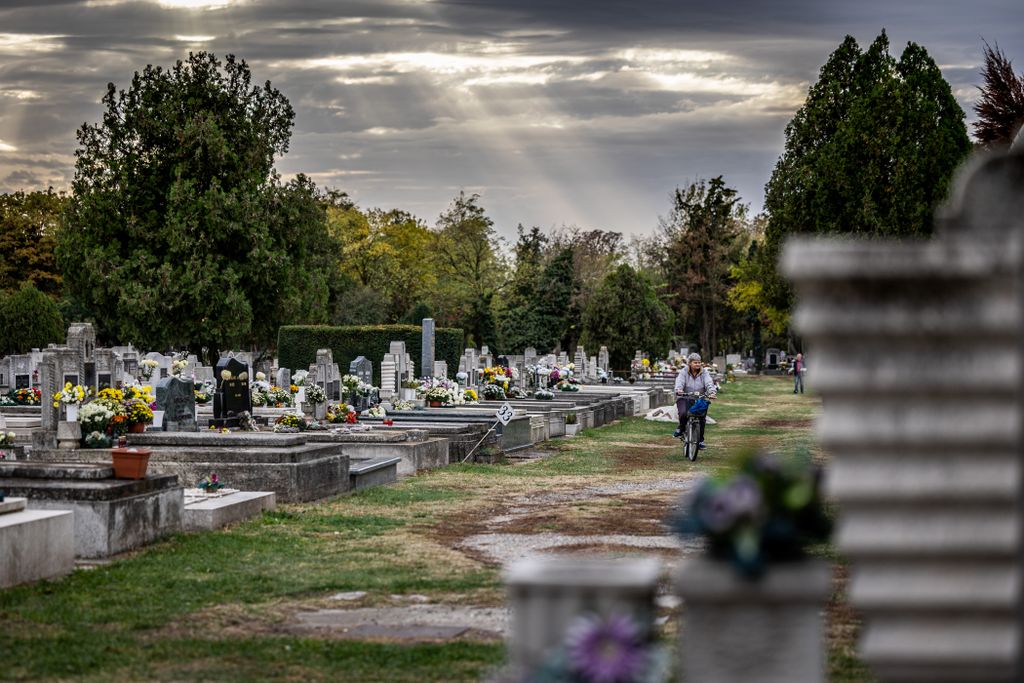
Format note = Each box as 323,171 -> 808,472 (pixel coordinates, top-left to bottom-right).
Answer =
496,402 -> 514,425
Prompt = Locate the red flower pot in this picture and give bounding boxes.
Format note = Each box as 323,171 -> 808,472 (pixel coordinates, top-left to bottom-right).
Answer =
128,422 -> 146,434
111,448 -> 152,479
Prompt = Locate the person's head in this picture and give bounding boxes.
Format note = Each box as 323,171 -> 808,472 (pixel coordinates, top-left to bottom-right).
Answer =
687,352 -> 702,372
796,353 -> 803,360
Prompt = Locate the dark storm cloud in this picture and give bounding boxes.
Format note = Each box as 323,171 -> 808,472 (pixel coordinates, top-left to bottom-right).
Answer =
0,0 -> 1021,235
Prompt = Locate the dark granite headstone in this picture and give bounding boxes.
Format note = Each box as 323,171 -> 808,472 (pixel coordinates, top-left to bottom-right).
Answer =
84,362 -> 96,390
63,374 -> 79,387
496,356 -> 510,369
156,377 -> 197,432
213,357 -> 251,427
349,356 -> 372,386
15,375 -> 29,389
98,373 -> 112,390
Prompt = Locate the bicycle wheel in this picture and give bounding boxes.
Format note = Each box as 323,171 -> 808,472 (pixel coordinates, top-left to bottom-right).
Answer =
686,418 -> 700,461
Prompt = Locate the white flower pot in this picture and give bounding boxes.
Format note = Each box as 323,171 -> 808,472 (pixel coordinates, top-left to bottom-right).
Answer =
152,410 -> 164,429
65,404 -> 79,422
565,423 -> 579,437
400,388 -> 416,401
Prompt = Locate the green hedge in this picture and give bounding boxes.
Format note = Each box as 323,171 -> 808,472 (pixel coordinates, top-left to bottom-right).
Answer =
278,324 -> 464,381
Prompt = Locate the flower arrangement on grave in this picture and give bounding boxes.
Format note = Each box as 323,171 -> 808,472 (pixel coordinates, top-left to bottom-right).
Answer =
197,472 -> 225,493
250,388 -> 267,407
490,611 -> 669,683
424,385 -> 452,404
170,359 -> 188,377
482,384 -> 506,400
290,383 -> 299,394
548,368 -> 561,383
79,401 -> 114,436
10,387 -> 41,405
565,412 -> 578,425
140,359 -> 159,380
366,405 -> 387,418
670,449 -> 832,578
124,385 -> 155,405
84,431 -> 112,449
256,371 -> 266,382
463,389 -> 479,403
355,381 -> 375,397
391,399 -> 415,411
273,412 -> 306,432
194,389 -> 212,405
342,374 -> 361,393
345,411 -> 358,424
326,403 -> 351,423
507,387 -> 528,399
52,382 -> 89,409
124,398 -> 154,426
305,383 -> 327,404
0,394 -> 15,406
97,387 -> 124,402
535,389 -> 555,400
557,381 -> 580,392
401,380 -> 421,390
0,431 -> 15,447
267,386 -> 292,407
292,369 -> 309,387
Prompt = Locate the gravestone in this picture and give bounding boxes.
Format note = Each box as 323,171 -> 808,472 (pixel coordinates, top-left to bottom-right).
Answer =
432,361 -> 448,379
349,356 -> 373,386
598,346 -> 609,373
573,346 -> 586,374
156,377 -> 197,432
588,356 -> 598,381
765,348 -> 781,369
14,375 -> 29,389
524,347 -> 537,365
212,357 -> 251,427
421,318 -> 435,379
276,368 -> 290,389
379,359 -> 397,399
782,148 -> 1024,681
496,356 -> 510,370
556,352 -> 568,367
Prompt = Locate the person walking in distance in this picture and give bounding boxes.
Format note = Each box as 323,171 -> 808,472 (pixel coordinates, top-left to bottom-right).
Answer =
793,352 -> 805,394
674,353 -> 717,449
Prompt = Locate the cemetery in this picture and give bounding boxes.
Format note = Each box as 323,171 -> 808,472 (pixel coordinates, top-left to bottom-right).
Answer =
0,4 -> 1021,681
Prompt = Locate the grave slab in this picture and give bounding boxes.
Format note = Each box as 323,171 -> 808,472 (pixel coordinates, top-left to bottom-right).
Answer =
0,506 -> 74,588
183,490 -> 276,532
349,457 -> 400,490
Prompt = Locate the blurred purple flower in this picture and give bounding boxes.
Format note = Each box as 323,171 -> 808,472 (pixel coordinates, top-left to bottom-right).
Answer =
722,475 -> 762,519
697,488 -> 738,533
566,613 -> 646,683
210,472 -> 218,483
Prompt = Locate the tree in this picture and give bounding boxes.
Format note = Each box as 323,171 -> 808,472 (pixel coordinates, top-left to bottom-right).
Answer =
431,192 -> 506,348
550,228 -> 623,351
0,189 -> 66,297
580,264 -> 673,371
58,52 -> 332,356
498,225 -> 549,352
0,284 -> 65,356
761,31 -> 972,315
974,42 -> 1024,149
659,177 -> 750,356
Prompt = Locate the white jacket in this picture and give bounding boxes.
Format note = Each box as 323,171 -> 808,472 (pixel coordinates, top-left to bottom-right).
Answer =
674,368 -> 717,397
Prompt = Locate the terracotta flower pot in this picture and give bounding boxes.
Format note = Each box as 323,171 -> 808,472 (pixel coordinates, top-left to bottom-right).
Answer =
128,422 -> 146,434
111,448 -> 152,479
429,400 -> 443,408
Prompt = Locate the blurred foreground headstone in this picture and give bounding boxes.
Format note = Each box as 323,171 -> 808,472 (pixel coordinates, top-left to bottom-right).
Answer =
784,147 -> 1024,682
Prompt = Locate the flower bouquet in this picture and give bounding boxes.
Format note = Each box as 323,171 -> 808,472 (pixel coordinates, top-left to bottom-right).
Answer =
79,402 -> 115,438
670,450 -> 832,578
326,403 -> 351,423
507,387 -> 528,399
84,431 -> 112,449
10,388 -> 41,406
197,472 -> 225,493
342,374 -> 361,394
491,612 -> 669,683
391,399 -> 415,411
273,412 -> 307,432
366,405 -> 387,418
482,384 -> 506,400
424,386 -> 452,405
535,389 -> 555,400
463,389 -> 479,404
267,386 -> 292,407
0,432 -> 15,447
292,369 -> 309,387
139,359 -> 159,380
305,383 -> 327,404
170,359 -> 188,377
125,398 -> 154,429
194,389 -> 212,405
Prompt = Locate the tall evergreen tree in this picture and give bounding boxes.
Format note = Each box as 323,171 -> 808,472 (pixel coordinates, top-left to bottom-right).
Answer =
0,284 -> 65,356
0,189 -> 66,298
760,31 -> 972,314
58,52 -> 334,355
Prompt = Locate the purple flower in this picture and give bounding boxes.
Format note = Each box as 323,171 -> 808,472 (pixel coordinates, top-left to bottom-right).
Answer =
565,613 -> 646,683
722,475 -> 762,519
210,472 -> 218,483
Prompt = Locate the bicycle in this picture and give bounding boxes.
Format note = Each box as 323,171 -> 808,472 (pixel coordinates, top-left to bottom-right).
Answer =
676,391 -> 711,462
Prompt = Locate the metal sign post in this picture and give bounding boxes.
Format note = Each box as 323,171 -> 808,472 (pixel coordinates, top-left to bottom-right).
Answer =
462,402 -> 514,463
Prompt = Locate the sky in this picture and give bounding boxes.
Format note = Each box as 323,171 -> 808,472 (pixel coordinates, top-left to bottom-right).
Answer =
0,0 -> 1021,239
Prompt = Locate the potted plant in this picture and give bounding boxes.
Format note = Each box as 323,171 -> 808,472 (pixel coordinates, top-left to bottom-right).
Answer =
424,386 -> 450,407
564,412 -> 579,437
124,398 -> 154,433
197,472 -> 225,493
305,383 -> 327,419
670,450 -> 832,681
111,446 -> 152,479
482,383 -> 506,400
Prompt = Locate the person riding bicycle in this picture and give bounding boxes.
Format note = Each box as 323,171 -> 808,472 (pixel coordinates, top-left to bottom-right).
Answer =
674,352 -> 717,449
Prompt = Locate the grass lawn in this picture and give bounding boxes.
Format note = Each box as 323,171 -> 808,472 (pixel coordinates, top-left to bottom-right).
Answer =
0,375 -> 872,682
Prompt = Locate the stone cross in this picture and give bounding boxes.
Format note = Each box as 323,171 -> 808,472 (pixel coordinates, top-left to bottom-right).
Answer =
421,318 -> 435,379
783,148 -> 1024,682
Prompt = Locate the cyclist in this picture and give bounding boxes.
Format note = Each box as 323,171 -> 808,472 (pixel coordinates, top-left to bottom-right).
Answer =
673,352 -> 717,449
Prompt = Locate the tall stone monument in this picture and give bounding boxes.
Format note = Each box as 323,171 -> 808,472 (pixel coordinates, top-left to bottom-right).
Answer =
783,149 -> 1024,682
421,318 -> 435,379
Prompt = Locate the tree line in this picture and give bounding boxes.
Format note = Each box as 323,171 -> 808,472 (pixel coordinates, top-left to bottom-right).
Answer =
1,34 -> 1021,368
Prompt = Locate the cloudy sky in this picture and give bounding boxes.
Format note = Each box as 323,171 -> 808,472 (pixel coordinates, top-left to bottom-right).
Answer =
0,0 -> 1021,238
